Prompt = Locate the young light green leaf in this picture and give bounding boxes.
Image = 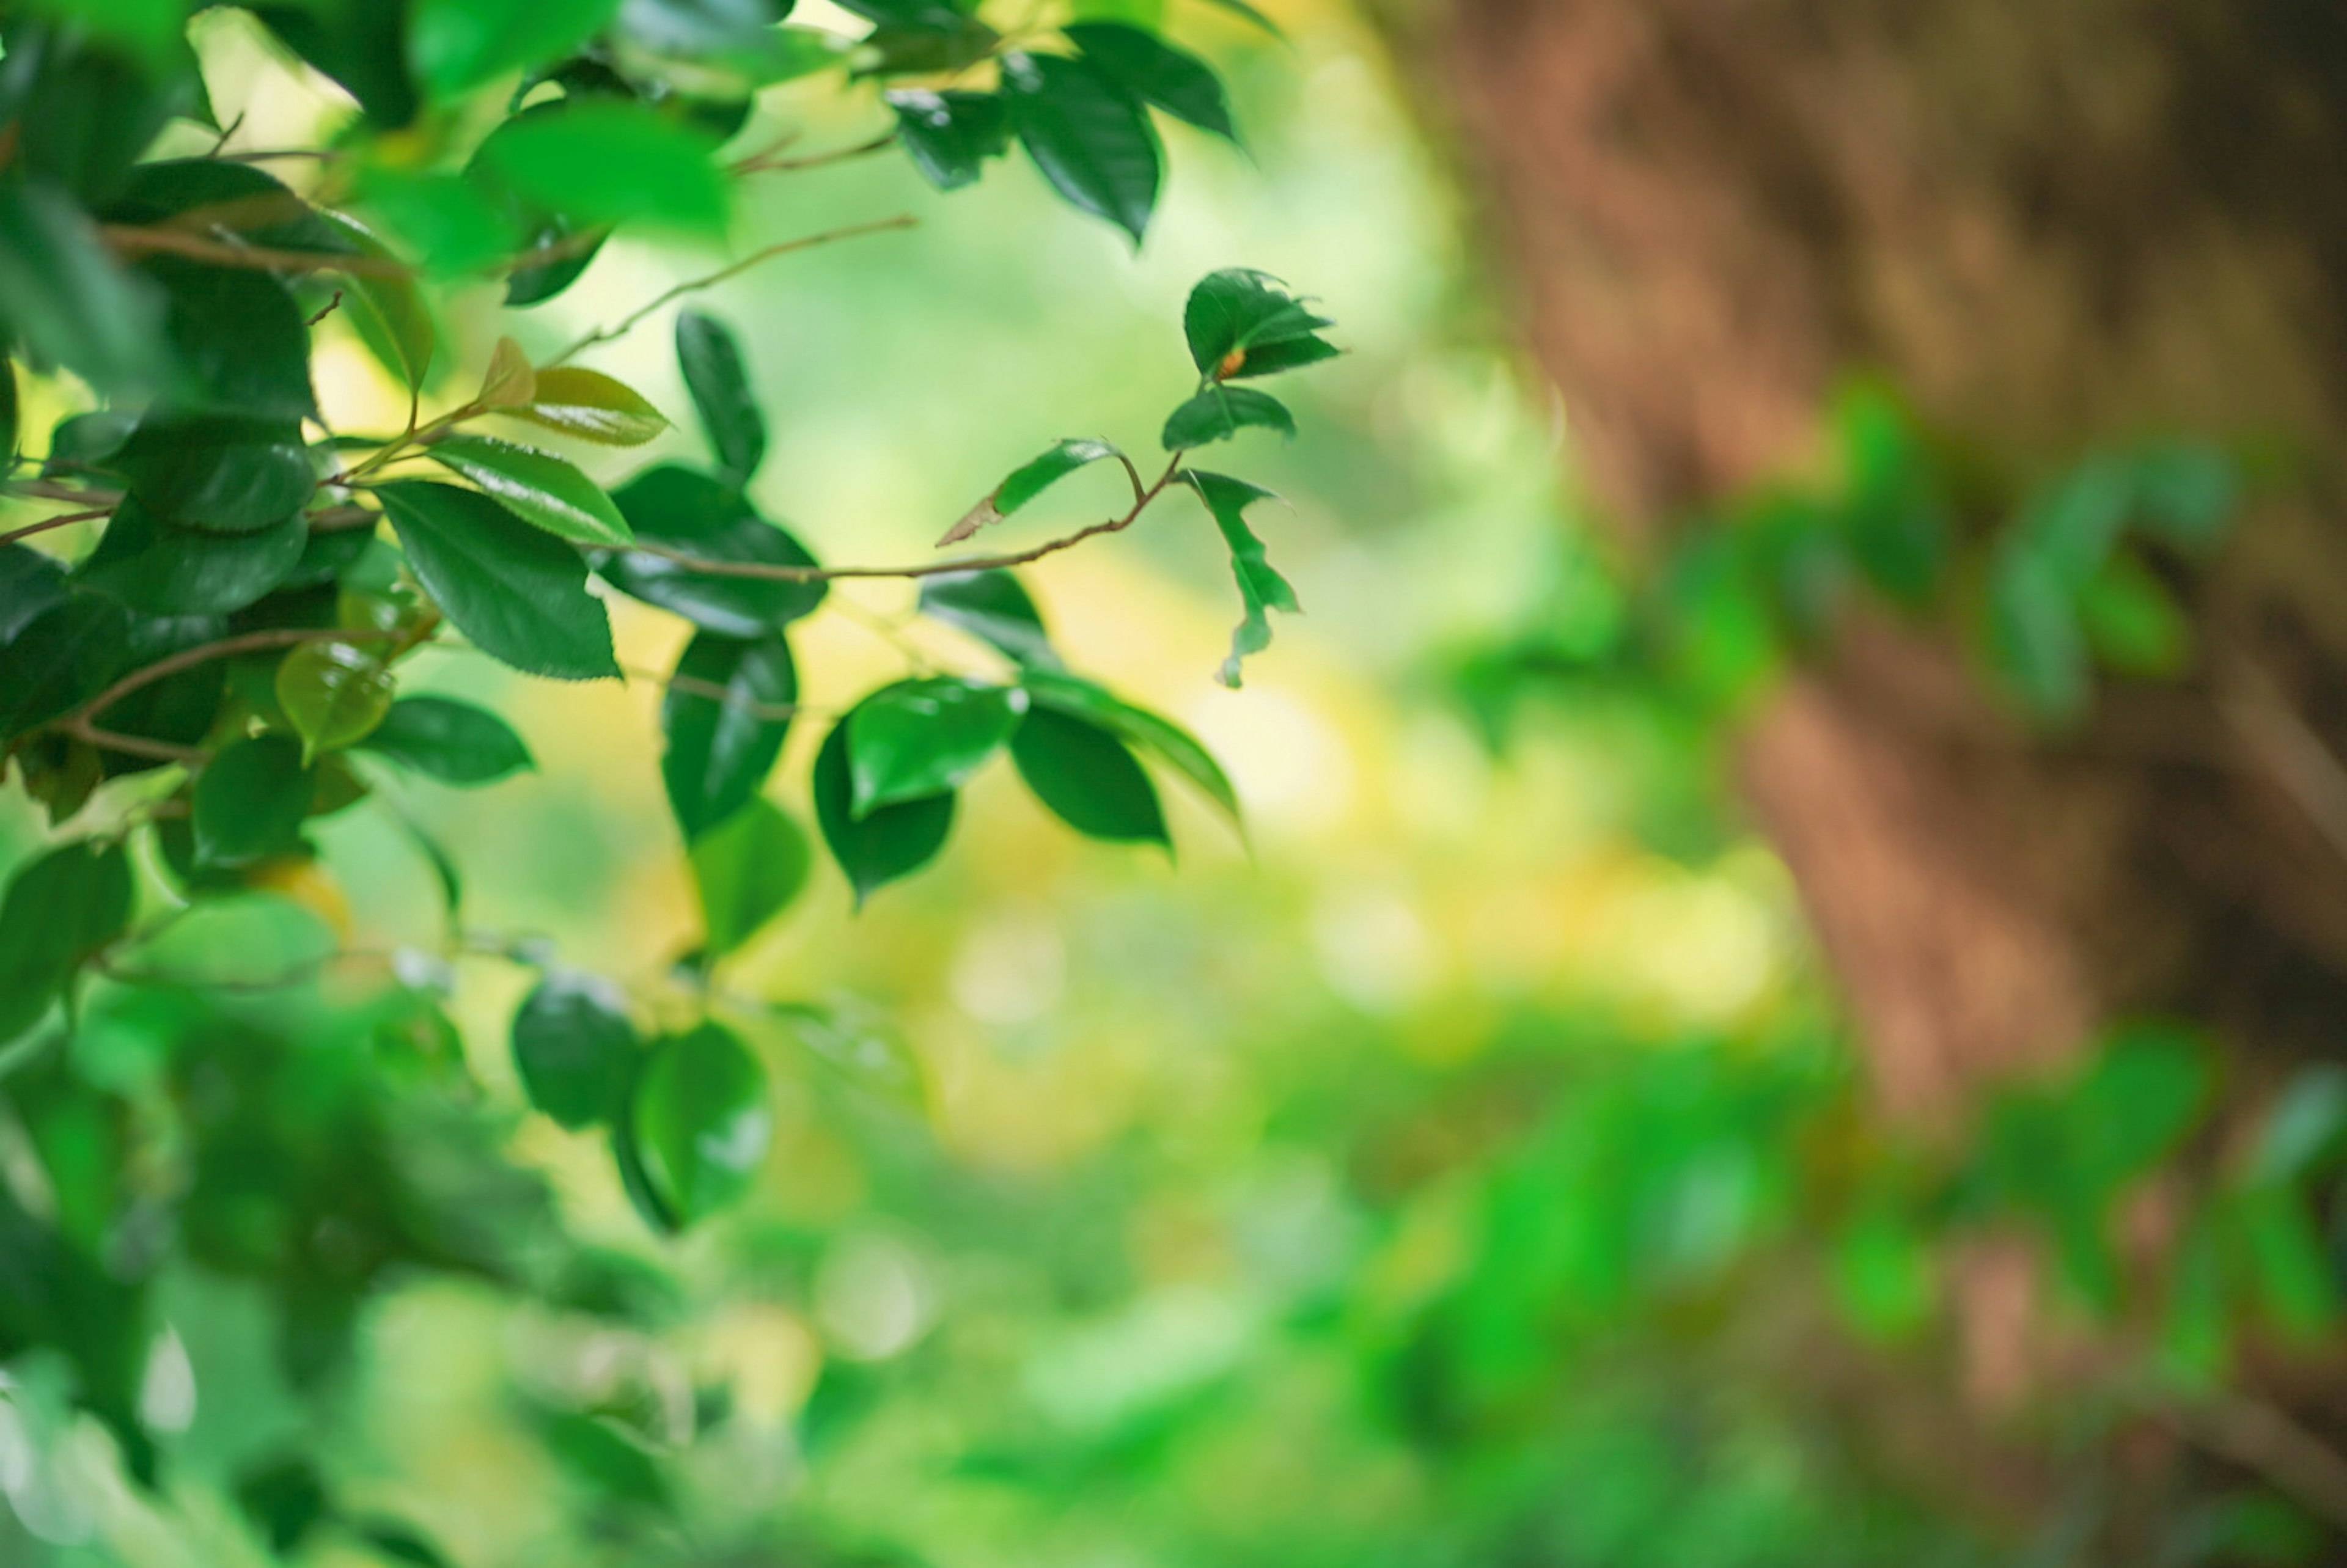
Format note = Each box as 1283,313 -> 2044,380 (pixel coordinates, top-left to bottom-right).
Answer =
1021,667 -> 1238,822
939,437 -> 1122,546
1162,384 -> 1294,450
917,570 -> 1060,667
512,971 -> 638,1131
1002,51 -> 1162,244
360,696 -> 535,785
501,367 -> 669,445
193,735 -> 313,868
629,1022 -> 772,1226
472,99 -> 729,232
377,481 -> 619,680
1183,469 -> 1297,687
605,465 -> 824,635
691,798 -> 814,956
886,88 -> 1012,190
275,640 -> 395,762
675,311 -> 766,483
411,0 -> 624,100
812,719 -> 955,906
662,631 -> 796,841
1064,23 -> 1237,142
846,676 -> 1027,816
479,336 -> 537,408
425,433 -> 634,546
1012,705 -> 1167,844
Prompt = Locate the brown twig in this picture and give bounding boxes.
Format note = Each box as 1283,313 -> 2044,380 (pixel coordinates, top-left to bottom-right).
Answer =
731,131 -> 898,177
59,719 -> 204,765
99,223 -> 410,277
639,669 -> 807,721
0,507 -> 110,548
306,289 -> 345,326
70,627 -> 405,727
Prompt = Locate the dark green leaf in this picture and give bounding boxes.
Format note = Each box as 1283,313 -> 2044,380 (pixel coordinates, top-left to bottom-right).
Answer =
411,0 -> 624,99
836,0 -> 966,31
472,99 -> 729,231
939,437 -> 1122,546
0,594 -> 131,744
232,1456 -> 331,1556
360,695 -> 535,785
1002,51 -> 1162,243
1219,333 -> 1339,378
1065,23 -> 1236,142
918,570 -> 1059,667
1,354 -> 17,467
249,2 -> 422,127
0,544 -> 70,645
629,1022 -> 771,1224
619,0 -> 797,62
812,718 -> 955,905
1183,469 -> 1296,686
674,311 -> 766,483
512,972 -> 639,1131
886,88 -> 1012,189
1022,667 -> 1238,821
1162,384 -> 1293,450
0,181 -> 171,400
112,415 -> 314,535
192,734 -> 313,868
846,676 -> 1026,815
351,1520 -> 454,1568
1181,268 -> 1331,375
663,630 -> 796,841
274,640 -> 395,760
77,497 -> 307,615
538,1410 -> 675,1509
378,481 -> 619,680
504,216 -> 609,307
105,159 -> 349,254
425,433 -> 634,546
1012,705 -> 1167,844
6,23 -> 188,199
691,798 -> 813,955
144,256 -> 317,421
502,367 -> 669,445
604,465 -> 824,635
0,838 -> 134,1044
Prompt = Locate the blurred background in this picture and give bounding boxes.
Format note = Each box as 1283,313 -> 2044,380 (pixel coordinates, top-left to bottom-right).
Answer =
10,0 -> 2347,1564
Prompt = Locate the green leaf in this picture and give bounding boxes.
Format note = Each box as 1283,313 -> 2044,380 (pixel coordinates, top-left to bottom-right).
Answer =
112,415 -> 314,535
1064,23 -> 1236,142
0,838 -> 134,1044
1021,668 -> 1238,821
886,88 -> 1012,190
2077,553 -> 2190,677
812,718 -> 955,905
105,158 -> 350,254
674,311 -> 766,483
0,545 -> 70,645
143,257 -> 317,422
2250,1066 -> 2347,1187
193,734 -> 313,868
250,2 -> 422,127
537,1410 -> 675,1509
1011,705 -> 1167,844
619,0 -> 798,64
411,0 -> 624,99
0,594 -> 131,745
1181,268 -> 1332,375
1,354 -> 17,467
315,210 -> 438,391
1162,384 -> 1295,450
425,433 -> 633,547
1196,0 -> 1282,38
604,465 -> 825,636
0,181 -> 171,400
917,570 -> 1060,667
1002,51 -> 1162,244
377,482 -> 618,680
847,676 -> 1027,816
472,99 -> 729,231
2132,444 -> 2238,549
359,695 -> 535,786
501,367 -> 668,446
76,496 -> 307,615
691,798 -> 813,956
836,0 -> 967,31
274,640 -> 395,761
512,972 -> 638,1131
630,1022 -> 772,1225
1987,545 -> 2088,721
1183,469 -> 1297,687
663,631 -> 796,841
939,436 -> 1123,546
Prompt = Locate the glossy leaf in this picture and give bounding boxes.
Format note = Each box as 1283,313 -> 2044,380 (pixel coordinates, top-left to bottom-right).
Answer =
1065,23 -> 1236,142
1183,469 -> 1297,686
192,735 -> 313,868
1162,384 -> 1295,450
1011,705 -> 1167,844
502,367 -> 669,445
411,0 -> 624,99
512,972 -> 638,1131
377,481 -> 619,680
472,99 -> 729,231
361,695 -> 535,785
426,433 -> 634,546
630,1022 -> 772,1225
812,718 -> 955,905
144,256 -> 317,422
1002,51 -> 1162,244
77,496 -> 307,615
847,676 -> 1027,816
918,570 -> 1059,667
940,437 -> 1122,546
274,640 -> 395,761
604,465 -> 825,634
0,838 -> 134,1044
691,797 -> 814,955
886,89 -> 1012,190
113,415 -> 314,535
663,631 -> 797,841
675,311 -> 766,483
479,336 -> 537,408
1022,667 -> 1238,821
1182,268 -> 1332,375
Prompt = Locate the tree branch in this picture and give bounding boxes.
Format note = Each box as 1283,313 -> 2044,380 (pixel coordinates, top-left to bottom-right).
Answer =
731,131 -> 898,176
70,627 -> 405,727
0,507 -> 110,548
100,224 -> 410,277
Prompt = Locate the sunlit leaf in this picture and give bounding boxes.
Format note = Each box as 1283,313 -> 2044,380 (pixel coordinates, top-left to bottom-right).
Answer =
845,676 -> 1027,816
812,717 -> 955,905
1001,51 -> 1161,243
502,367 -> 669,445
629,1022 -> 772,1225
378,481 -> 619,680
1012,705 -> 1167,844
275,640 -> 395,761
426,433 -> 634,546
675,310 -> 766,483
662,630 -> 796,840
691,798 -> 814,955
1182,469 -> 1297,686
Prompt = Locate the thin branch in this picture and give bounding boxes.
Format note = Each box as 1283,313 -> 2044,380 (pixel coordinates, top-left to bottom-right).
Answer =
731,131 -> 898,177
215,147 -> 342,164
306,289 -> 345,327
71,627 -> 404,727
0,507 -> 110,548
628,666 -> 807,721
59,719 -> 204,765
207,111 -> 248,157
614,456 -> 1187,583
98,224 -> 409,277
5,478 -> 119,507
548,214 -> 919,365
